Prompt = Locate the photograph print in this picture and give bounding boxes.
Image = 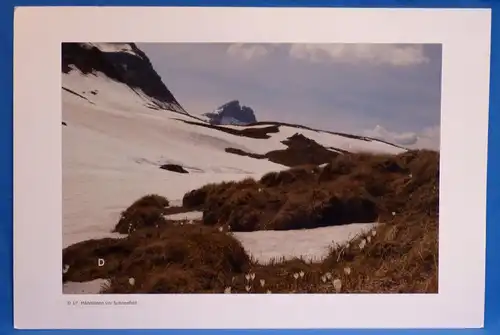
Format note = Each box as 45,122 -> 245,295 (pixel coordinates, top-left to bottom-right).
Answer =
61,42 -> 441,294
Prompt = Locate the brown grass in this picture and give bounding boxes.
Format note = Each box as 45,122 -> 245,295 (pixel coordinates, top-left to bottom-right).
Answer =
63,149 -> 438,294
113,194 -> 170,234
181,150 -> 437,232
63,225 -> 251,293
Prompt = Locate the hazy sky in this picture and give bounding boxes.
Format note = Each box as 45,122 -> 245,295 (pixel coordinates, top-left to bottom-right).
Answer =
137,43 -> 442,150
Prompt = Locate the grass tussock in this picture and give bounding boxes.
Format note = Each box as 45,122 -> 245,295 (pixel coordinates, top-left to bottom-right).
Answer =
63,149 -> 438,294
114,194 -> 170,234
63,225 -> 251,293
181,150 -> 438,232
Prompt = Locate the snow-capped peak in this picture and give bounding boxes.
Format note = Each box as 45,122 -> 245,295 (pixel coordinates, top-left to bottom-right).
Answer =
202,100 -> 258,126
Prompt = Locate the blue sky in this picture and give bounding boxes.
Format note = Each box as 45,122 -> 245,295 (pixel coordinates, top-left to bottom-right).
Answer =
137,43 -> 442,150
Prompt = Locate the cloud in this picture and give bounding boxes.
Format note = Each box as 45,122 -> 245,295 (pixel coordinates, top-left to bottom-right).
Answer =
363,125 -> 440,150
225,43 -> 430,66
289,44 -> 430,66
226,43 -> 271,61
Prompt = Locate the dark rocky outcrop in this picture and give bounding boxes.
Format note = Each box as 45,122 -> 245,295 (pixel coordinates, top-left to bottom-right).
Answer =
225,133 -> 340,167
160,164 -> 189,174
203,100 -> 257,125
62,42 -> 187,114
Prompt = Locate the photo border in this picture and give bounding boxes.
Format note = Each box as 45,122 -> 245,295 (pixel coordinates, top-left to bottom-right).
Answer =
13,6 -> 490,329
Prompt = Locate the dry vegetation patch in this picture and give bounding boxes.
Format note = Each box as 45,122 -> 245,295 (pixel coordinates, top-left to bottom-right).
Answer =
63,150 -> 438,294
63,225 -> 251,293
181,150 -> 438,233
114,194 -> 171,234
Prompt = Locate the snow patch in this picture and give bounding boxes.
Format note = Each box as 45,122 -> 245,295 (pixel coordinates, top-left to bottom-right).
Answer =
233,223 -> 376,264
165,211 -> 203,221
63,279 -> 109,294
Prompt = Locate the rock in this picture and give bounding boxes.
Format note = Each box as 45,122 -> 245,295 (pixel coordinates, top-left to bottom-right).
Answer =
160,164 -> 189,174
202,100 -> 257,125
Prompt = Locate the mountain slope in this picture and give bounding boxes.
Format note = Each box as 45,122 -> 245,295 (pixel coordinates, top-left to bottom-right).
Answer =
62,42 -> 188,114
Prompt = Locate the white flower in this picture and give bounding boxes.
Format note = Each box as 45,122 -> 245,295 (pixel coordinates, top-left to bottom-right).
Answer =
367,236 -> 371,243
409,173 -> 413,178
62,264 -> 70,274
245,274 -> 250,282
321,275 -> 327,283
359,239 -> 366,250
372,230 -> 377,237
224,287 -> 232,294
344,267 -> 351,275
245,285 -> 251,292
299,271 -> 305,278
250,273 -> 256,281
189,220 -> 194,225
260,279 -> 265,287
266,290 -> 272,294
325,272 -> 332,280
128,277 -> 135,286
180,221 -> 184,226
392,211 -> 396,216
227,225 -> 231,231
293,273 -> 299,280
333,278 -> 342,293
218,226 -> 223,232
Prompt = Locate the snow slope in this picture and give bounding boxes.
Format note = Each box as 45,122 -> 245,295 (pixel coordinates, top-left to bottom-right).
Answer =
62,43 -> 401,255
62,71 -> 287,247
62,68 -> 397,247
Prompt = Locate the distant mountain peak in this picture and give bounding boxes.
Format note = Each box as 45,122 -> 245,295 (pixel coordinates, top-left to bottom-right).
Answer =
203,100 -> 258,125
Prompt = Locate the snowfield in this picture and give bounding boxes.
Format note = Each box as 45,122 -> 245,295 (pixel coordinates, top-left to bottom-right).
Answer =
62,65 -> 393,287
233,223 -> 376,264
